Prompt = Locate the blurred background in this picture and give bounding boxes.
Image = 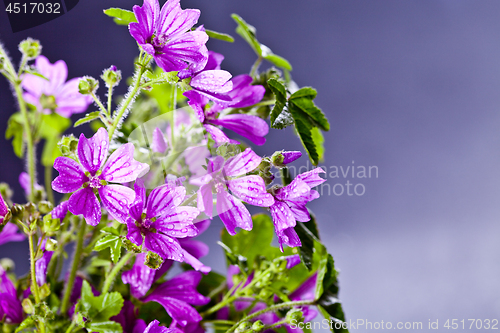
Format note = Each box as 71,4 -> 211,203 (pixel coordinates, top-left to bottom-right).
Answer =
1,0 -> 500,330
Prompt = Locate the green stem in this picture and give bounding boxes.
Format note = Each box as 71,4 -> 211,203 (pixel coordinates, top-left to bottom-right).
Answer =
265,319 -> 289,330
107,86 -> 113,117
170,83 -> 177,146
108,63 -> 147,140
91,92 -> 108,115
226,300 -> 315,333
250,56 -> 263,77
29,233 -> 46,333
102,251 -> 133,294
45,165 -> 54,205
60,219 -> 86,314
64,321 -> 76,333
14,83 -> 36,201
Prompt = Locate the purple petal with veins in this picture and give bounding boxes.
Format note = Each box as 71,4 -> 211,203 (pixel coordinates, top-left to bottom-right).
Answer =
146,185 -> 185,219
295,167 -> 327,188
101,143 -> 150,183
228,175 -> 274,207
210,114 -> 268,146
203,124 -> 240,146
223,148 -> 262,177
270,201 -> 296,232
69,187 -> 101,226
282,151 -> 302,164
144,232 -> 184,261
0,223 -> 25,246
52,157 -> 86,193
122,253 -> 155,298
216,190 -> 252,236
77,128 -> 108,174
99,185 -> 135,223
52,200 -> 69,220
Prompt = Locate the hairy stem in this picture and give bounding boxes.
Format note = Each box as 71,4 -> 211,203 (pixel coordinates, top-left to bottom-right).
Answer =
227,300 -> 315,333
102,251 -> 133,294
29,233 -> 46,333
60,219 -> 86,314
108,62 -> 147,140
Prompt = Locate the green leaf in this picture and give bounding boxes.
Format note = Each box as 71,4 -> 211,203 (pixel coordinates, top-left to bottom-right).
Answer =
221,214 -> 282,268
292,116 -> 318,165
87,321 -> 123,333
261,45 -> 292,71
14,317 -> 36,333
40,113 -> 71,135
5,114 -> 24,157
317,304 -> 349,333
75,111 -> 101,127
205,29 -> 235,43
231,14 -> 262,55
24,68 -> 49,81
290,88 -> 329,131
311,127 -> 325,163
103,8 -> 136,25
94,235 -> 122,264
294,222 -> 317,271
267,78 -> 289,129
79,281 -> 124,321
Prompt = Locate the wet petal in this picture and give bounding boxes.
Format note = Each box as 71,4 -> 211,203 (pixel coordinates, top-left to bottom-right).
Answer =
126,219 -> 143,247
152,127 -> 168,154
197,184 -> 213,218
144,232 -> 184,261
210,114 -> 268,146
228,175 -> 274,207
277,227 -> 301,251
77,128 -> 109,174
146,185 -> 185,219
52,157 -> 86,193
129,179 -> 146,221
216,191 -> 252,236
296,167 -> 327,188
149,271 -> 209,305
143,296 -> 201,326
99,185 -> 135,223
101,143 -> 149,183
122,253 -> 155,299
69,187 -> 101,226
190,70 -> 232,95
223,148 -> 261,177
203,124 -> 240,146
270,201 -> 296,232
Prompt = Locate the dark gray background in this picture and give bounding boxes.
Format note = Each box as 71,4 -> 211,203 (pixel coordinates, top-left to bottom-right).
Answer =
1,0 -> 500,331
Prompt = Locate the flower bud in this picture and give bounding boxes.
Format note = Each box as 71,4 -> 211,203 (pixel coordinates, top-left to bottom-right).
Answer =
42,214 -> 61,234
22,298 -> 34,314
0,56 -> 4,71
122,239 -> 142,253
101,65 -> 122,88
78,76 -> 99,95
38,201 -> 53,215
0,183 -> 13,205
251,320 -> 265,332
145,251 -> 164,270
0,258 -> 15,272
271,151 -> 302,167
39,283 -> 51,299
34,302 -> 53,319
18,38 -> 42,60
286,308 -> 304,324
235,321 -> 252,333
10,204 -> 25,220
58,134 -> 79,156
45,238 -> 58,252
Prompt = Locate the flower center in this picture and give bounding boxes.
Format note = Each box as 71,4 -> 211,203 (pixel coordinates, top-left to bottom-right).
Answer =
40,94 -> 57,111
88,176 -> 103,189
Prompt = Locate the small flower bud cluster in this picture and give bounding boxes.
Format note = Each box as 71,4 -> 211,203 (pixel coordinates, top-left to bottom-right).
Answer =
57,135 -> 78,157
18,38 -> 42,60
101,65 -> 122,88
78,76 -> 99,95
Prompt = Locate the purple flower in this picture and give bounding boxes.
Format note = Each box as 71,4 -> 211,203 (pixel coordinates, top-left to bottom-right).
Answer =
19,172 -> 44,198
21,55 -> 92,117
282,151 -> 302,164
184,53 -> 268,146
0,193 -> 8,225
35,239 -> 54,286
180,50 -> 233,103
52,128 -> 149,226
129,0 -> 208,72
144,320 -> 182,333
192,148 -> 274,235
122,255 -> 209,327
125,180 -> 199,261
177,219 -> 211,273
269,168 -> 326,251
0,267 -> 23,324
0,223 -> 25,246
51,200 -> 69,220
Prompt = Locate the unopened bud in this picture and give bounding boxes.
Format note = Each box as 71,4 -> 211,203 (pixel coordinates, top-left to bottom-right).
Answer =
235,321 -> 252,333
0,258 -> 15,272
45,238 -> 57,252
251,320 -> 265,332
11,204 -> 24,220
286,308 -> 304,324
58,135 -> 79,156
38,201 -> 53,215
18,38 -> 42,60
145,251 -> 163,270
22,298 -> 34,314
122,239 -> 141,253
78,76 -> 99,95
271,151 -> 302,167
101,65 -> 122,88
39,283 -> 51,299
